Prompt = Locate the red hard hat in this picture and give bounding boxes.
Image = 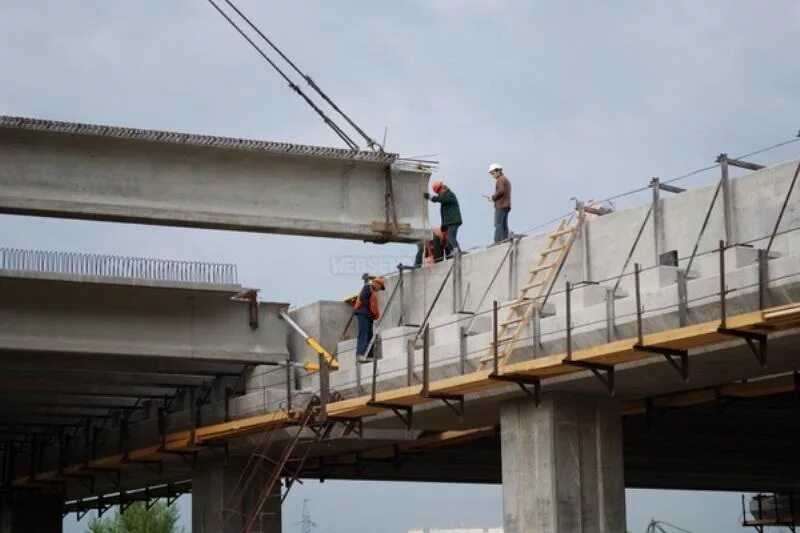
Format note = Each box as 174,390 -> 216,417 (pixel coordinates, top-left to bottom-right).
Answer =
431,181 -> 443,194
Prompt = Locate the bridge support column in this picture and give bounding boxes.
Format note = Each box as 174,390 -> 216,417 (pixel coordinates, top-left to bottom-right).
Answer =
193,456 -> 281,533
500,393 -> 626,533
0,493 -> 63,532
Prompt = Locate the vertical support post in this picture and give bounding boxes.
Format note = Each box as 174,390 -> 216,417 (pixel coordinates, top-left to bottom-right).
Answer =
758,248 -> 769,310
719,153 -> 735,245
285,359 -> 292,413
458,326 -> 467,374
397,266 -> 405,327
565,281 -> 573,359
492,300 -> 499,375
635,263 -> 643,345
507,237 -> 517,300
651,178 -> 664,266
370,337 -> 379,402
453,252 -> 463,313
605,287 -> 616,342
579,202 -> 591,282
406,337 -> 415,386
319,353 -> 329,421
355,352 -> 363,395
719,240 -> 727,328
532,306 -> 541,358
421,326 -> 431,395
677,269 -> 688,327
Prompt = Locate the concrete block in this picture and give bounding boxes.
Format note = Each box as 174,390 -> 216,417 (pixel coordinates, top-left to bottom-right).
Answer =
571,284 -> 627,308
428,312 -> 471,346
641,265 -> 699,288
730,245 -> 779,268
380,326 -> 416,359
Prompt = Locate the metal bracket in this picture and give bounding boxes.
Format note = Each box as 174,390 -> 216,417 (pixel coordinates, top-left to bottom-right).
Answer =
634,344 -> 689,381
489,373 -> 541,405
328,417 -> 363,438
717,328 -> 768,367
366,401 -> 412,430
426,393 -> 465,419
562,359 -> 615,395
420,324 -> 465,419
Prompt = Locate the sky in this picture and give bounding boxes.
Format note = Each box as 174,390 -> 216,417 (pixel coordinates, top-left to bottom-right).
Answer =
1,1 -> 799,531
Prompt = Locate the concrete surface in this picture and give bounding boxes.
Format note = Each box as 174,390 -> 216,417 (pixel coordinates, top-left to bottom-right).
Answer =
0,115 -> 430,242
500,394 -> 626,533
0,272 -> 289,366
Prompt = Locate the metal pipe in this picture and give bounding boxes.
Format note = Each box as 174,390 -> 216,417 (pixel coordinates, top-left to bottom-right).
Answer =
635,263 -> 643,345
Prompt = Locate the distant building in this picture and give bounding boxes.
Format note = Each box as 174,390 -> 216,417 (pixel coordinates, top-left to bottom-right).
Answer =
408,528 -> 503,533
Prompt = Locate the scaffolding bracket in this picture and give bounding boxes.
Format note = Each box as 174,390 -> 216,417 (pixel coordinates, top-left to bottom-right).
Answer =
562,359 -> 615,395
365,401 -> 413,429
420,324 -> 465,419
489,373 -> 541,405
634,344 -> 689,381
717,328 -> 768,367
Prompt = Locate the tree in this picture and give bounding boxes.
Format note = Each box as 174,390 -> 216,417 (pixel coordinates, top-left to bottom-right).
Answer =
87,501 -> 185,533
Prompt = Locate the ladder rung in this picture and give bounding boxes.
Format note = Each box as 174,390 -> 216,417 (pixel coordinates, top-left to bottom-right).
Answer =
530,263 -> 555,273
511,299 -> 536,309
501,317 -> 526,327
550,226 -> 576,237
541,245 -> 565,255
520,280 -> 545,291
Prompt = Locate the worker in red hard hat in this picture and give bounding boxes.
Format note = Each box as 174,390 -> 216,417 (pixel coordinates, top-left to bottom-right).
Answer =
353,275 -> 385,362
424,180 -> 462,254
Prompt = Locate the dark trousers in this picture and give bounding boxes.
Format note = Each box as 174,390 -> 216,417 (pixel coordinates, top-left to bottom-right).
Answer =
494,208 -> 510,243
443,223 -> 461,252
356,313 -> 374,358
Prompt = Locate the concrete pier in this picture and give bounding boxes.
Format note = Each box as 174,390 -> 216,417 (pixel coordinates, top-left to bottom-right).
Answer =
193,456 -> 281,533
0,494 -> 63,532
500,393 -> 626,533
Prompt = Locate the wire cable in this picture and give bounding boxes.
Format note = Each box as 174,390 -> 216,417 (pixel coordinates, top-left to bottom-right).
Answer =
206,0 -> 360,150
221,0 -> 382,151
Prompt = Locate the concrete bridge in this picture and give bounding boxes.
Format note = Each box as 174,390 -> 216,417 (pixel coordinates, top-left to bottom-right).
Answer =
1,139 -> 800,531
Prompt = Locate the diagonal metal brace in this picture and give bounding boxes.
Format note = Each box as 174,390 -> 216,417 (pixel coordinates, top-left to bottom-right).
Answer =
425,393 -> 465,419
717,328 -> 768,367
562,360 -> 615,395
634,344 -> 689,381
366,401 -> 413,430
489,373 -> 541,405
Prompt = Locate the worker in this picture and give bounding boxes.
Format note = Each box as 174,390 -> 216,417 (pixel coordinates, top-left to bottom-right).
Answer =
488,163 -> 512,243
414,227 -> 447,266
353,275 -> 385,362
424,181 -> 462,253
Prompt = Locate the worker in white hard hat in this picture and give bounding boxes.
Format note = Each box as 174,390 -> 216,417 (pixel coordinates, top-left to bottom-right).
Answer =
488,163 -> 512,243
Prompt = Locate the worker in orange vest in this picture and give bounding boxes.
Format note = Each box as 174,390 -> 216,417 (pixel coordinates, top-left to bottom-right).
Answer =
354,276 -> 385,362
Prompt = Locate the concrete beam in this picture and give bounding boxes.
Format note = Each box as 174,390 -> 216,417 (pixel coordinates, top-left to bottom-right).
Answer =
0,116 -> 430,242
0,274 -> 288,366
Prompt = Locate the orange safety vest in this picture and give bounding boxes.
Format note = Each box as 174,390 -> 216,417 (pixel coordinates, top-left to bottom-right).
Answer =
353,285 -> 380,319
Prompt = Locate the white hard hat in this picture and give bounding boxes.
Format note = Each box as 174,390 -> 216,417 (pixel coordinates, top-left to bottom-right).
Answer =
488,163 -> 503,172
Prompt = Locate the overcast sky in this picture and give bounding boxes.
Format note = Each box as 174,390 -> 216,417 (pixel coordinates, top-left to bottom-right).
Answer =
2,1 -> 799,531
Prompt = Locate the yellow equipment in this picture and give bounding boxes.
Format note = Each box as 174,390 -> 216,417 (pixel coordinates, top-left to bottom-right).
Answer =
280,310 -> 339,371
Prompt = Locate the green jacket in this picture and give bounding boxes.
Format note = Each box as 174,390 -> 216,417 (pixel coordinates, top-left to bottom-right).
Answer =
431,188 -> 462,226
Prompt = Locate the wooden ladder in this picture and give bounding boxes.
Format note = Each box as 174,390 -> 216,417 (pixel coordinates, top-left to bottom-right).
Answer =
478,216 -> 582,370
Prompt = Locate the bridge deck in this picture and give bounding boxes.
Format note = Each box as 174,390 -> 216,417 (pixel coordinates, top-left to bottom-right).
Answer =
15,302 -> 800,487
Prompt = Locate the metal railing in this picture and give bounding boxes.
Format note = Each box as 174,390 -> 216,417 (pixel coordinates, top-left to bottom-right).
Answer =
0,247 -> 238,285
